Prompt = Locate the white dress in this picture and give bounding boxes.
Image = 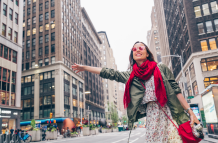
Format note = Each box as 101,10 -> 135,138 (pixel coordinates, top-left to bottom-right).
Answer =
138,75 -> 183,143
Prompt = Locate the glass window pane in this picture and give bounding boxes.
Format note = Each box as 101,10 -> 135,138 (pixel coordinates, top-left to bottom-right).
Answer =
197,23 -> 205,34
211,1 -> 218,14
209,38 -> 217,50
202,4 -> 210,16
200,40 -> 208,51
205,21 -> 213,33
194,6 -> 202,18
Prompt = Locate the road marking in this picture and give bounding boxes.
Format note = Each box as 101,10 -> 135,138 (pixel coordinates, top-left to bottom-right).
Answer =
111,132 -> 141,143
130,138 -> 139,143
140,134 -> 145,137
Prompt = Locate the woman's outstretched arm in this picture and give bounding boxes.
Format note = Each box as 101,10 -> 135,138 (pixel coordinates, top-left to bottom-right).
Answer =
72,63 -> 102,75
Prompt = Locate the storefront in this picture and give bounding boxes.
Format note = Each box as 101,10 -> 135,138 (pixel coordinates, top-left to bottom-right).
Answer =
0,108 -> 21,134
201,84 -> 218,138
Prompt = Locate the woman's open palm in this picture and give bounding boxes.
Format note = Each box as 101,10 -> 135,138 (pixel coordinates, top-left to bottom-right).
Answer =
72,63 -> 84,73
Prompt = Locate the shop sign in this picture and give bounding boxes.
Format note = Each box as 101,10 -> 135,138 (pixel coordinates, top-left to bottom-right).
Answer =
1,110 -> 11,114
0,115 -> 11,118
13,112 -> 18,115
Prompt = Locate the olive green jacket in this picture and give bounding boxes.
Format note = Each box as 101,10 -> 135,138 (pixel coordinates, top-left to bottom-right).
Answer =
100,63 -> 189,129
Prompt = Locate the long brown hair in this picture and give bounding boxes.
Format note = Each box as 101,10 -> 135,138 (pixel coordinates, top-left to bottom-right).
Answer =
129,41 -> 156,70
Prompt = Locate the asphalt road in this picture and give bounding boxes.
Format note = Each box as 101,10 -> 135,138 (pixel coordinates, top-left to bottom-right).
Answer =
31,128 -> 215,143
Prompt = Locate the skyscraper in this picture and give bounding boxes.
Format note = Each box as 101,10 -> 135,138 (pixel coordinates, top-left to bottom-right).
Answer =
0,0 -> 23,134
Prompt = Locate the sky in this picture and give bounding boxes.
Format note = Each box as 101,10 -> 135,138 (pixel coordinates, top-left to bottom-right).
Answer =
81,0 -> 154,71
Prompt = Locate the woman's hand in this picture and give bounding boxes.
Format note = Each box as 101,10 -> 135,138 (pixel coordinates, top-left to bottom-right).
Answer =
72,63 -> 85,73
189,110 -> 200,127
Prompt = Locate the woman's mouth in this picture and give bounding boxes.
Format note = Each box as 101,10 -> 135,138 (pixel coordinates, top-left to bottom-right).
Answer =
136,53 -> 142,57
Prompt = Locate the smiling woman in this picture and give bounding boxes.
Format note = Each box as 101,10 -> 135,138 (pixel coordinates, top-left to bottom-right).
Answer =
72,41 -> 201,143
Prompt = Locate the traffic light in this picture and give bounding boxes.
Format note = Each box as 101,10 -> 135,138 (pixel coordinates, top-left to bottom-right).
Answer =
82,118 -> 84,120
47,121 -> 49,124
124,121 -> 126,123
50,113 -> 53,119
54,120 -> 56,123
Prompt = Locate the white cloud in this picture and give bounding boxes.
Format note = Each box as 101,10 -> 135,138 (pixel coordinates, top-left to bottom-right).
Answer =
81,0 -> 154,71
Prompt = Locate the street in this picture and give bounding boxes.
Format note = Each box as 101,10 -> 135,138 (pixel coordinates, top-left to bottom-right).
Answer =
30,128 -> 215,143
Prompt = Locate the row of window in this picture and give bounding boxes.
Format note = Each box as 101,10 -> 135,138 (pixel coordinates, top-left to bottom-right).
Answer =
200,38 -> 218,51
0,91 -> 16,106
0,44 -> 17,63
63,72 -> 79,85
187,80 -> 198,97
23,22 -> 55,33
0,67 -> 16,92
2,24 -> 18,44
2,3 -> 19,24
201,56 -> 218,72
194,1 -> 218,18
40,82 -> 55,93
24,0 -> 55,8
197,19 -> 218,35
204,76 -> 218,88
22,57 -> 55,71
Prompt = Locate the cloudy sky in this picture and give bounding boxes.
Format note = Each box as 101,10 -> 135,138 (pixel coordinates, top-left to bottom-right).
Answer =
81,0 -> 154,71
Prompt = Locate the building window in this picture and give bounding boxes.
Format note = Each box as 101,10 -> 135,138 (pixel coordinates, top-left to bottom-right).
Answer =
45,46 -> 49,54
27,8 -> 30,15
51,23 -> 55,29
31,61 -> 35,69
23,21 -> 25,27
32,6 -> 36,13
201,56 -> 218,71
39,3 -> 43,11
51,32 -> 55,41
202,3 -> 210,16
51,56 -> 55,64
8,28 -> 12,40
211,1 -> 218,14
3,4 -> 7,16
32,38 -> 36,47
15,13 -> 18,24
209,38 -> 217,50
194,6 -> 201,18
188,86 -> 192,96
45,34 -> 49,43
26,40 -> 30,48
2,24 -> 6,36
39,48 -> 42,56
200,40 -> 208,51
45,1 -> 49,9
38,59 -> 43,67
197,23 -> 204,34
32,17 -> 36,24
27,19 -> 30,25
27,30 -> 30,36
192,81 -> 198,95
51,10 -> 55,18
16,0 -> 19,6
27,0 -> 31,5
214,19 -> 218,31
32,49 -> 35,58
205,21 -> 213,33
39,36 -> 43,44
45,12 -> 49,20
44,58 -> 49,65
45,23 -> 49,30
51,44 -> 55,53
189,63 -> 195,79
32,28 -> 36,35
51,0 -> 55,7
12,51 -> 17,63
39,14 -> 43,22
9,9 -> 13,20
26,51 -> 29,59
39,25 -> 43,32
204,76 -> 218,88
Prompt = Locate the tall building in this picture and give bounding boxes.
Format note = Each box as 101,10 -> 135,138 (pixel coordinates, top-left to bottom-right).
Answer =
20,0 -> 104,127
147,7 -> 162,63
98,31 -> 119,124
81,8 -> 105,123
0,0 -> 23,133
117,83 -> 126,117
154,0 -> 172,68
154,0 -> 218,112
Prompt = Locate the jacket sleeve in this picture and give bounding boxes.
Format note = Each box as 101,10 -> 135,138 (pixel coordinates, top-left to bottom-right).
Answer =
99,67 -> 129,83
163,64 -> 182,95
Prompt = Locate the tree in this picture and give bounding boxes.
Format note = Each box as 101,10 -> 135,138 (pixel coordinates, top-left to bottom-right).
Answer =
122,115 -> 128,125
31,119 -> 36,129
109,102 -> 119,124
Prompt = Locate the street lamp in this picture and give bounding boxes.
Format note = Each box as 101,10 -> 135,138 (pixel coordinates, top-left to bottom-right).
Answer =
162,55 -> 188,100
81,91 -> 91,126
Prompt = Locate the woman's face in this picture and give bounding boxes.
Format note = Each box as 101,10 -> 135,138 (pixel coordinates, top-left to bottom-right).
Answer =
132,43 -> 149,62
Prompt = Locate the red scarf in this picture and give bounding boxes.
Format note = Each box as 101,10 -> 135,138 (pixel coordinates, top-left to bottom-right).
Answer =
123,60 -> 167,108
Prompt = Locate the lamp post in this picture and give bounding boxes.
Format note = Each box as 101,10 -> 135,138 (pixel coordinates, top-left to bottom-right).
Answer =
81,91 -> 91,126
162,54 -> 188,101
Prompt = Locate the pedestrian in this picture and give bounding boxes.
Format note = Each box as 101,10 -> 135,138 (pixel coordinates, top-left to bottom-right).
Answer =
5,129 -> 9,135
72,41 -> 201,142
10,127 -> 14,134
57,127 -> 59,135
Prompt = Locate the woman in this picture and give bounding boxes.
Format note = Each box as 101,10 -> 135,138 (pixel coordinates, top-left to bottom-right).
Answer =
72,41 -> 200,142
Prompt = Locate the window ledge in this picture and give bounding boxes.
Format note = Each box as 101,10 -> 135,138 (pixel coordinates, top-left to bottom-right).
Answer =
198,33 -> 205,35
207,31 -> 214,34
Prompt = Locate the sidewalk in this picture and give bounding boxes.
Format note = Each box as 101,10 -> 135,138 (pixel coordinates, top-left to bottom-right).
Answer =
203,128 -> 218,143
